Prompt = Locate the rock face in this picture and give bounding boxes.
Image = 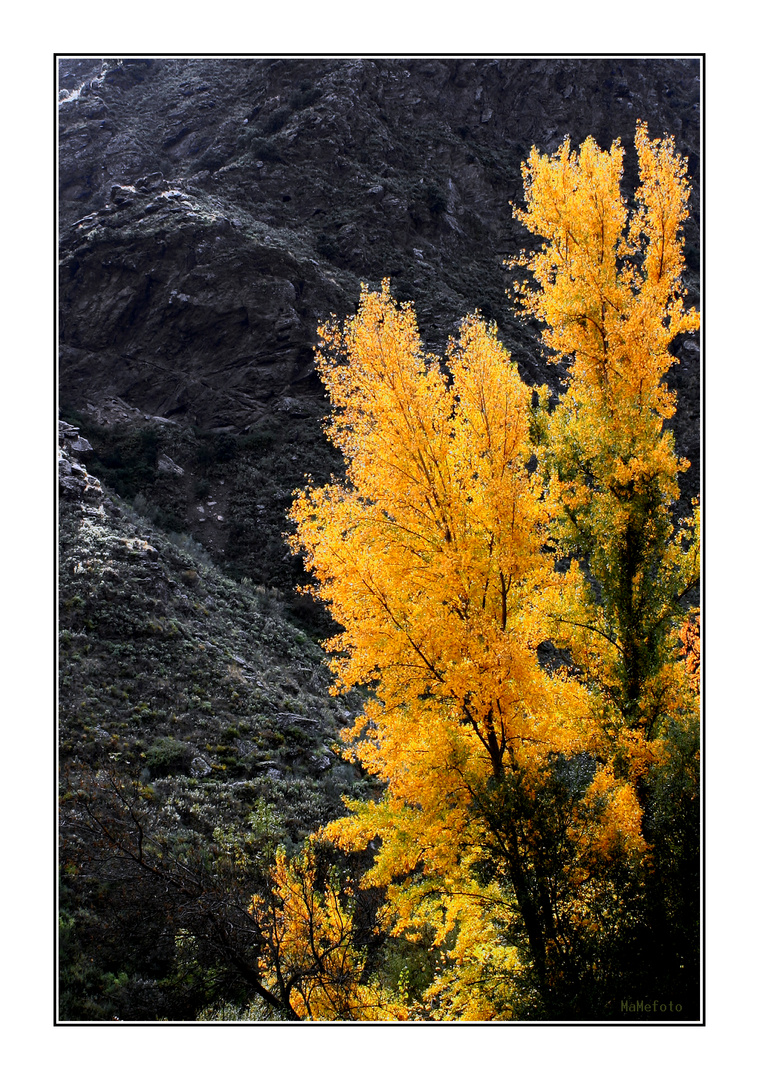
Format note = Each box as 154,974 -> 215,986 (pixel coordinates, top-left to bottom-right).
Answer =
58,419 -> 101,502
58,56 -> 701,581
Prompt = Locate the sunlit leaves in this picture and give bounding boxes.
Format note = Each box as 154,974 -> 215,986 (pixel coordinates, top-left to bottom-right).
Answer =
269,121 -> 700,1019
291,282 -> 583,778
249,842 -> 406,1020
287,282 -> 605,1016
513,122 -> 700,747
513,122 -> 699,417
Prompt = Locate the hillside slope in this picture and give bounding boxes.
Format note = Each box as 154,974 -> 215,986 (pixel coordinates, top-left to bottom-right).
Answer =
58,420 -> 366,1019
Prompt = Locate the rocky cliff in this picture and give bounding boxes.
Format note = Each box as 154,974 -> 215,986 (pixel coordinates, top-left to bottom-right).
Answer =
59,57 -> 701,591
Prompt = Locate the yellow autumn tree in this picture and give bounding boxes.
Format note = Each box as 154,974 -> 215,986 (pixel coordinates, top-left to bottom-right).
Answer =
512,121 -> 700,758
249,841 -> 405,1020
293,285 -> 579,777
509,121 -> 701,1010
288,284 -> 644,1017
258,122 -> 700,1021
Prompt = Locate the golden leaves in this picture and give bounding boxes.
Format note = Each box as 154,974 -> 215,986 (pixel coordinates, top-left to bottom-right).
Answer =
291,284 -> 575,782
512,121 -> 699,411
270,121 -> 700,1020
513,123 -> 701,745
249,841 -> 406,1021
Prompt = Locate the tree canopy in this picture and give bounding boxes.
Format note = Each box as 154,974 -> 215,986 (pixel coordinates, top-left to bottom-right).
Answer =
272,121 -> 700,1020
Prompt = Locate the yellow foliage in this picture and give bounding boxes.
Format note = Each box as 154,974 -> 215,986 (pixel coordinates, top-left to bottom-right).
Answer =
249,842 -> 406,1021
571,765 -> 646,861
289,282 -> 609,1017
512,122 -> 700,744
263,122 -> 700,1021
513,122 -> 699,413
292,282 -> 589,781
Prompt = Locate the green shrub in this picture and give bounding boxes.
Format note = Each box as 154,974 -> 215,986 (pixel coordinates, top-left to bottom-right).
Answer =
145,736 -> 193,778
425,182 -> 447,216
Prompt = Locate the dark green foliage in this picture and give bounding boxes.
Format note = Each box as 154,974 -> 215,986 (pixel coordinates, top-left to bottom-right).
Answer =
628,717 -> 701,1018
252,139 -> 283,163
259,106 -> 291,136
194,430 -> 238,466
93,426 -> 161,499
145,736 -> 193,777
377,930 -> 437,1007
60,773 -> 279,1020
238,422 -> 282,454
198,147 -> 228,173
424,182 -> 447,216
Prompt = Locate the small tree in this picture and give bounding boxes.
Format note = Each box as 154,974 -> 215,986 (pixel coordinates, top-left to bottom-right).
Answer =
249,841 -> 405,1020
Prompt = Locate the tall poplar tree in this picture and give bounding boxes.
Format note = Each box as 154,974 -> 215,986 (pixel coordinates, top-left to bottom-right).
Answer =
509,121 -> 701,1012
285,286 -> 646,1018
512,121 -> 700,750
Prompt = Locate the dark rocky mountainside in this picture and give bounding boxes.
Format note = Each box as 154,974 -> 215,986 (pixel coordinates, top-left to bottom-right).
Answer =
59,57 -> 701,591
59,419 -> 362,806
58,415 -> 371,1020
